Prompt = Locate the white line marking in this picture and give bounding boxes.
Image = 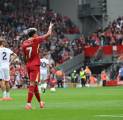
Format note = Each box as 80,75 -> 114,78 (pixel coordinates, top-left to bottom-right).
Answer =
96,115 -> 123,118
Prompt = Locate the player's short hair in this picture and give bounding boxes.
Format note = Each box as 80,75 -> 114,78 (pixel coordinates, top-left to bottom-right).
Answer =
0,37 -> 6,46
27,28 -> 37,37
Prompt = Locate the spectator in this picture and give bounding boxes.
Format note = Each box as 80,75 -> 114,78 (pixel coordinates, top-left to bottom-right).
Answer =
79,68 -> 86,87
84,66 -> 91,84
101,70 -> 108,86
118,65 -> 123,81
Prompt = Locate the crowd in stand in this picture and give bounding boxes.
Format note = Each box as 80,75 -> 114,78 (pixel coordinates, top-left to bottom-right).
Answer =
0,0 -> 81,87
86,16 -> 123,46
0,0 -> 81,64
1,0 -> 123,88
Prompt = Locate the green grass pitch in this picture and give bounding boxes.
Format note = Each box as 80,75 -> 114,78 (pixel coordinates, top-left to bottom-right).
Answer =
0,86 -> 123,120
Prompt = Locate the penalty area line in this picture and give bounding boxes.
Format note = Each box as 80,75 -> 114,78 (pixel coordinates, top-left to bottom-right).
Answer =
95,115 -> 123,118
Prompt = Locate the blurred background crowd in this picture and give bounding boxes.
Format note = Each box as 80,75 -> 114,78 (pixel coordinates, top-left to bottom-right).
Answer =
0,0 -> 123,88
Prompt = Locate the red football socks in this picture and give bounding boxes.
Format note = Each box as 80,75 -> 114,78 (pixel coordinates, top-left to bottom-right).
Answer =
27,85 -> 35,103
34,85 -> 41,102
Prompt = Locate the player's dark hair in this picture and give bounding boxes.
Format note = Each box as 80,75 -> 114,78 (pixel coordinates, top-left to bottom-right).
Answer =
28,30 -> 36,37
27,28 -> 37,37
0,37 -> 6,46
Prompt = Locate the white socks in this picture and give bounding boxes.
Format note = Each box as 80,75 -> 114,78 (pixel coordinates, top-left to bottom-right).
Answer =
3,91 -> 6,98
27,103 -> 31,106
6,92 -> 10,97
3,91 -> 10,98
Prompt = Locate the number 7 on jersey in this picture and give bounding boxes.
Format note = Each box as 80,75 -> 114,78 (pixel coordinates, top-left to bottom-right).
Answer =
26,47 -> 32,58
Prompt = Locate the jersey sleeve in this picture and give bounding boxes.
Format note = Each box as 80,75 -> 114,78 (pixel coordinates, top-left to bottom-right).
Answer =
46,59 -> 49,65
35,36 -> 45,44
8,48 -> 13,55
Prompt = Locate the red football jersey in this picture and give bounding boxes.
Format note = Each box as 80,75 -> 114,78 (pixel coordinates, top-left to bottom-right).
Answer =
22,36 -> 44,66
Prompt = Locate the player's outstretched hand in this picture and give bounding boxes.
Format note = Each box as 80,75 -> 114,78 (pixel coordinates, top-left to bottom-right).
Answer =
43,22 -> 54,39
49,22 -> 54,31
48,22 -> 54,36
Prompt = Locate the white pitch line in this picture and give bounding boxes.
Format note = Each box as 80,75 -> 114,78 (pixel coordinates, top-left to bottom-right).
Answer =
96,115 -> 123,118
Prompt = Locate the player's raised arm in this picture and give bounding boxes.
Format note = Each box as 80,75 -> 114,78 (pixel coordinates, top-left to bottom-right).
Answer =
41,22 -> 54,40
10,52 -> 18,64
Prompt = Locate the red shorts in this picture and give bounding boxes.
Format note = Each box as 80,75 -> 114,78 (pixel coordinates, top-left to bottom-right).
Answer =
26,65 -> 40,83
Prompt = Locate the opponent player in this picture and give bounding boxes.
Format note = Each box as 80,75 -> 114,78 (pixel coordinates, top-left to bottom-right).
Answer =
38,52 -> 50,93
22,22 -> 53,110
0,38 -> 17,100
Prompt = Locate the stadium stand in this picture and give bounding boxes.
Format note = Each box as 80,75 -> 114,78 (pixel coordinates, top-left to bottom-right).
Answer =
0,0 -> 81,64
0,0 -> 82,87
0,0 -> 123,87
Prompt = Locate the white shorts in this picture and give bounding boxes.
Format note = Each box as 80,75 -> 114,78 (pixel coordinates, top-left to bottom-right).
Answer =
40,83 -> 47,89
0,67 -> 10,81
40,73 -> 48,81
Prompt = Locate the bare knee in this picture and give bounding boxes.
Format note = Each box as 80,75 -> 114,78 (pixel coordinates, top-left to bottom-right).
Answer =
0,81 -> 6,91
30,81 -> 36,86
5,81 -> 10,91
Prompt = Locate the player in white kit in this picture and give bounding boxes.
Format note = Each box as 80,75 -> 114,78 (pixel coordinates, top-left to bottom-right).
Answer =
0,38 -> 17,100
38,53 -> 50,93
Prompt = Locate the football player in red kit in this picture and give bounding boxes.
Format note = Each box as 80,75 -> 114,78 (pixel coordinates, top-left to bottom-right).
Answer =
22,22 -> 53,110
